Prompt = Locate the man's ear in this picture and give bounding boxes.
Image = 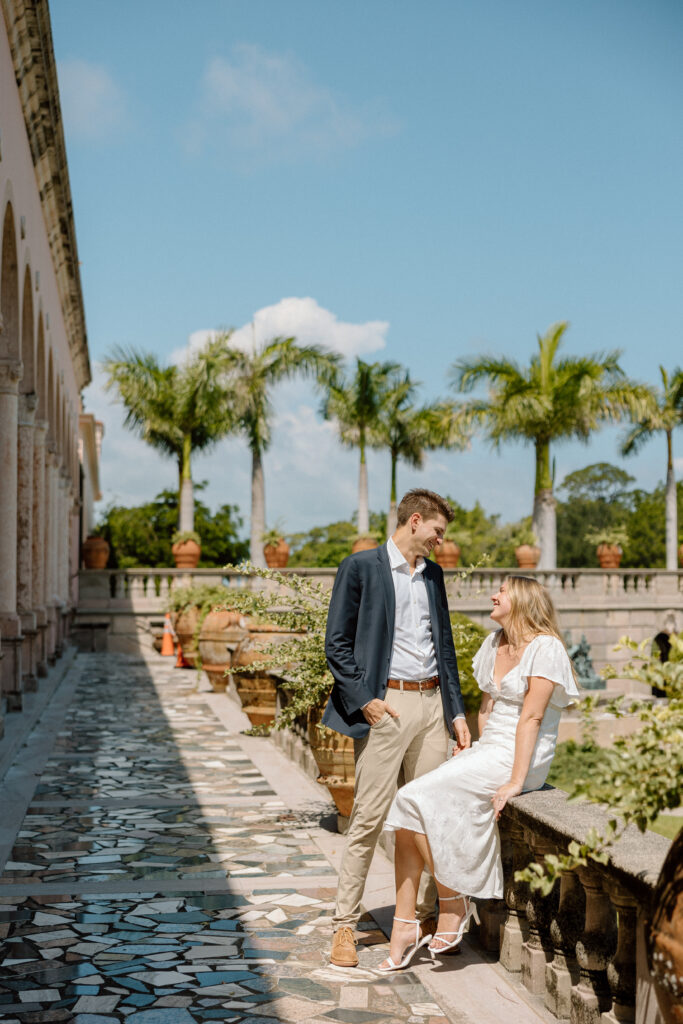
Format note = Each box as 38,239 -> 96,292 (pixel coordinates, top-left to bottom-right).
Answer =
411,512 -> 422,532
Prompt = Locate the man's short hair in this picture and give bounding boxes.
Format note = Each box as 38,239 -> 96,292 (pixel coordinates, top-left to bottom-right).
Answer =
396,489 -> 454,526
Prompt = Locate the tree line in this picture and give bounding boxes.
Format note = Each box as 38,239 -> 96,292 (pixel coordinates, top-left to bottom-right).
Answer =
103,322 -> 683,570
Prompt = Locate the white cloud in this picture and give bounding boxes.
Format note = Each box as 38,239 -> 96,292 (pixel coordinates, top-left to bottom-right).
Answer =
185,43 -> 398,161
171,297 -> 389,364
58,59 -> 126,140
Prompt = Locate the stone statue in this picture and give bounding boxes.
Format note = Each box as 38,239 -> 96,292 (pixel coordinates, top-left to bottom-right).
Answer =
567,634 -> 605,690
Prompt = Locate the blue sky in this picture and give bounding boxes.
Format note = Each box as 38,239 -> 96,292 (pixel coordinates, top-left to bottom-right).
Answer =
50,0 -> 683,533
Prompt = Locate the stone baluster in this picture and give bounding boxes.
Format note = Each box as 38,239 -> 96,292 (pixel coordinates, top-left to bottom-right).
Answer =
601,882 -> 637,1024
521,831 -> 559,995
571,865 -> 617,1024
31,418 -> 48,676
546,867 -> 584,1019
0,360 -> 24,714
129,575 -> 146,602
17,392 -> 38,691
499,818 -> 530,972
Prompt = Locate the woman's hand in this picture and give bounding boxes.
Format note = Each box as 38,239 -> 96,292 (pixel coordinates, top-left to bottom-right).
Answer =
491,781 -> 523,820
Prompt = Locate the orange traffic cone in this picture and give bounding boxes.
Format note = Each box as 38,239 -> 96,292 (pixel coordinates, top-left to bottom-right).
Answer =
161,613 -> 175,656
175,642 -> 191,669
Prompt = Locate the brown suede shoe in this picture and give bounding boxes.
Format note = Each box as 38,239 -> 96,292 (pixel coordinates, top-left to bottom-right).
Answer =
330,926 -> 359,967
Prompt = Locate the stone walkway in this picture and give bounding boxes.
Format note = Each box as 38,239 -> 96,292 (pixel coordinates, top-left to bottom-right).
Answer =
0,653 -> 550,1024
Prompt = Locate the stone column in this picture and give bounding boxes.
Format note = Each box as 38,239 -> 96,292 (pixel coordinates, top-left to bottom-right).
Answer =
17,392 -> 38,692
572,866 -> 617,1024
545,867 -> 584,1019
45,442 -> 58,663
32,418 -> 48,676
0,360 -> 24,715
521,832 -> 558,994
499,818 -> 531,972
54,470 -> 67,657
601,883 -> 637,1024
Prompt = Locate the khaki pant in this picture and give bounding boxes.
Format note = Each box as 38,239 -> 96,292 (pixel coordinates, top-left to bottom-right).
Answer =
332,686 -> 450,929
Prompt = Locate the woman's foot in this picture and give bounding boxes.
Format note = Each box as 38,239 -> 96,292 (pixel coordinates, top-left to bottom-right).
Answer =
377,917 -> 430,971
429,896 -> 467,953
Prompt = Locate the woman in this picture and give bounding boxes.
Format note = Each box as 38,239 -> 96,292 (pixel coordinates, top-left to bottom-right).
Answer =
378,574 -> 578,972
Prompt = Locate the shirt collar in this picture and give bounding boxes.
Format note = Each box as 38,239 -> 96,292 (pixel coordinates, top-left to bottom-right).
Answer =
387,536 -> 426,575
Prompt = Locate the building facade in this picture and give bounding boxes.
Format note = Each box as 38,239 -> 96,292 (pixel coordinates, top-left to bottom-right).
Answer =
0,0 -> 99,736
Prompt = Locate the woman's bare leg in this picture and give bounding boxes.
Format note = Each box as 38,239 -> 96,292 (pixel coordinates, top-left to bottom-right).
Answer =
379,829 -> 427,967
413,832 -> 467,951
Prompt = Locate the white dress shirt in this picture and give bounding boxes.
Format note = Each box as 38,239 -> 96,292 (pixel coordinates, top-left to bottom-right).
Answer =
386,536 -> 438,681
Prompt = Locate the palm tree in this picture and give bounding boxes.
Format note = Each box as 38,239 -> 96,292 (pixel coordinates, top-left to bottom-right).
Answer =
103,336 -> 233,534
322,358 -> 399,536
373,369 -> 470,535
218,332 -> 339,567
452,322 -> 648,570
621,365 -> 683,570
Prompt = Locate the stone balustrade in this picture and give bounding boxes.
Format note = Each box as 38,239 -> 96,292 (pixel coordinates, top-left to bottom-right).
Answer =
75,566 -> 683,671
490,787 -> 669,1024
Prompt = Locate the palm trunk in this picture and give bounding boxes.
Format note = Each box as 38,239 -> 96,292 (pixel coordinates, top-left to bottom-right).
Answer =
250,444 -> 266,568
665,430 -> 677,571
532,439 -> 556,570
387,450 -> 398,538
178,435 -> 194,534
357,432 -> 369,536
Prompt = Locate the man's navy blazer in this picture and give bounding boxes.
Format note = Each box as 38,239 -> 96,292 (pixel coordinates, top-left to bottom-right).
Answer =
322,543 -> 465,738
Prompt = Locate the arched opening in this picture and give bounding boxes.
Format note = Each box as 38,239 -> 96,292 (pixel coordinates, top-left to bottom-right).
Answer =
1,202 -> 20,362
36,315 -> 46,420
20,263 -> 34,393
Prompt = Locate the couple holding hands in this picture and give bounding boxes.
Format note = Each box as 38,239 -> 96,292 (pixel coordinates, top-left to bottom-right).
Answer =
323,488 -> 578,972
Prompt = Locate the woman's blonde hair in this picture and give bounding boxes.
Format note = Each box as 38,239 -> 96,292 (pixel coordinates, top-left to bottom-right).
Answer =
503,574 -> 572,661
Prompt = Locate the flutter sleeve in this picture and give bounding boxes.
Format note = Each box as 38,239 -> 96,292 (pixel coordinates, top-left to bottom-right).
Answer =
521,635 -> 580,707
472,631 -> 498,695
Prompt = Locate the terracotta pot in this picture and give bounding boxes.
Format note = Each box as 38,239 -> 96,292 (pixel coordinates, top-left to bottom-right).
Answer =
198,608 -> 247,692
596,544 -> 622,569
174,606 -> 200,667
232,622 -> 300,727
352,536 -> 378,553
171,538 -> 201,569
82,536 -> 110,569
515,544 -> 540,569
264,539 -> 290,568
435,540 -> 461,569
647,828 -> 683,1023
308,706 -> 355,816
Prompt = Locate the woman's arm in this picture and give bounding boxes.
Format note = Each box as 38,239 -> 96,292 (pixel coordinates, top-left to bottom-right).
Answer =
492,675 -> 555,818
478,691 -> 494,737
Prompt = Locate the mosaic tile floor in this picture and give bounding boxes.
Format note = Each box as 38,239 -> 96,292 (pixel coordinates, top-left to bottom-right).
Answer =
0,654 -> 453,1023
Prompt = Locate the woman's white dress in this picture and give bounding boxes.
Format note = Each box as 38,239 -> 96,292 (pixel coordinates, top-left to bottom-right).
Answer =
383,631 -> 579,898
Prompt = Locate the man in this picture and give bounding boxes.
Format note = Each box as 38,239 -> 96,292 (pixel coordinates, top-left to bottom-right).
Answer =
324,488 -> 471,967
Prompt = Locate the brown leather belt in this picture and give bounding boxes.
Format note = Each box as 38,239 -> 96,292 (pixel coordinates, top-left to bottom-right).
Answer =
387,676 -> 439,691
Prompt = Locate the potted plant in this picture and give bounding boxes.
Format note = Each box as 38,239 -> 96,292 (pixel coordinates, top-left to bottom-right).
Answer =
171,529 -> 201,569
510,522 -> 540,569
167,583 -> 228,669
82,527 -> 110,570
224,563 -> 354,813
261,526 -> 290,568
435,523 -> 464,569
584,525 -> 628,568
517,633 -> 683,1024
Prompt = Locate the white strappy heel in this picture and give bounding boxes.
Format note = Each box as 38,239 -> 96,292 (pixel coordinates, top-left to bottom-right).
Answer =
376,916 -> 433,973
428,895 -> 480,956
